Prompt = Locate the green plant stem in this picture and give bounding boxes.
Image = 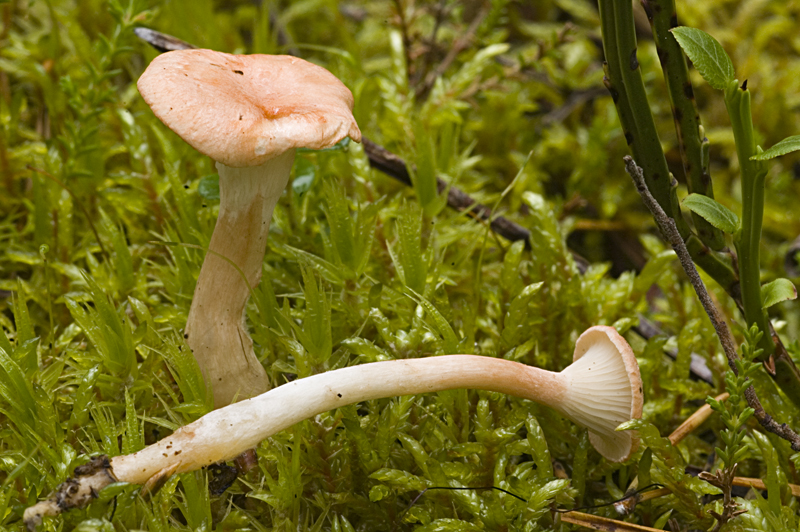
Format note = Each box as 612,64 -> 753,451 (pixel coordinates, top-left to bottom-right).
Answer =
598,0 -> 739,297
600,0 -> 680,226
641,0 -> 725,250
724,82 -> 772,359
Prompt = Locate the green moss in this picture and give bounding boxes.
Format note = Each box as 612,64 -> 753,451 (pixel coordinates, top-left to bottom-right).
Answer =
1,0 -> 799,530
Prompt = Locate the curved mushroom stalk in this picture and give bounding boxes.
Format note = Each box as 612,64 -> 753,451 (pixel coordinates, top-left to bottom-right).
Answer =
24,326 -> 642,529
185,151 -> 295,407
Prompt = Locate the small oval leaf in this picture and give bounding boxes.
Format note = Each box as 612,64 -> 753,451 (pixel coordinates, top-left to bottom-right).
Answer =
761,278 -> 797,309
751,135 -> 800,161
671,27 -> 734,90
682,194 -> 740,234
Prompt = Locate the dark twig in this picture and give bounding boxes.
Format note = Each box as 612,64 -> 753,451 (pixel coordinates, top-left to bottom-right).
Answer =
624,155 -> 800,451
699,464 -> 746,532
634,315 -> 713,384
133,27 -> 194,52
409,0 -> 449,88
361,139 -> 533,248
414,4 -> 490,100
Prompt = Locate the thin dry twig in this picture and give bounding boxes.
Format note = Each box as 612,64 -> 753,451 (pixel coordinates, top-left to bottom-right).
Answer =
414,3 -> 491,99
561,509 -> 664,531
624,155 -> 800,451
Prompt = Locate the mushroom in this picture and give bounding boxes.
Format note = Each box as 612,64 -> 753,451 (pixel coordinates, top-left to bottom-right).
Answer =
137,49 -> 361,408
24,326 -> 642,528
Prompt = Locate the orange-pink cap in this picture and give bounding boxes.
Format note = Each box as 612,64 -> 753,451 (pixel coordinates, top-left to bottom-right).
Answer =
137,49 -> 361,168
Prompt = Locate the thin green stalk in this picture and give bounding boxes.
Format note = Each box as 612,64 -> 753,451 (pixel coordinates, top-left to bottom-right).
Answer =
598,3 -> 636,156
642,0 -> 725,251
600,0 -> 681,228
724,81 -> 772,359
598,0 -> 738,298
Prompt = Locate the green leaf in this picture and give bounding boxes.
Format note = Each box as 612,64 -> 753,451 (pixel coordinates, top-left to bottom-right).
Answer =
405,287 -> 460,354
368,468 -> 428,492
761,278 -> 797,309
368,484 -> 391,502
682,194 -> 740,234
501,282 -> 543,347
294,265 -> 332,366
0,346 -> 38,431
122,388 -> 144,454
389,203 -> 428,294
72,518 -> 115,532
292,157 -> 316,196
638,447 -> 653,488
67,273 -> 136,377
751,135 -> 800,161
526,416 -> 552,479
197,174 -> 220,200
411,117 -> 446,217
12,280 -> 34,346
671,27 -> 735,90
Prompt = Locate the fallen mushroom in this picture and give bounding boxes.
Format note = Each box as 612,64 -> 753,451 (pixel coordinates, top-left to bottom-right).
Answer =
24,326 -> 642,529
137,49 -> 361,407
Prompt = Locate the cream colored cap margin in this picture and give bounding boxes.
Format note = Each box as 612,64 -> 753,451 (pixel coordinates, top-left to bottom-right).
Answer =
569,325 -> 644,462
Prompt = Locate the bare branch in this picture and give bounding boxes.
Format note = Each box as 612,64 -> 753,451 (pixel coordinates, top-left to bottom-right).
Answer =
623,155 -> 800,451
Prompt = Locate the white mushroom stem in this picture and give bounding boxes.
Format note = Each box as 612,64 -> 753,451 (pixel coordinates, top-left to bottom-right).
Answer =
115,356 -> 567,484
184,149 -> 296,408
24,335 -> 641,528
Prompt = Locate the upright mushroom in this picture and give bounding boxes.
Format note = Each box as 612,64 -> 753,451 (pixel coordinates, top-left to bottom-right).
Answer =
25,326 -> 643,528
137,49 -> 361,407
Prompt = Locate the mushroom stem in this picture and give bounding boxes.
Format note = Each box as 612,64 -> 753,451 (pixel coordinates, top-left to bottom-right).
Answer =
112,356 -> 566,485
24,328 -> 643,528
185,149 -> 296,408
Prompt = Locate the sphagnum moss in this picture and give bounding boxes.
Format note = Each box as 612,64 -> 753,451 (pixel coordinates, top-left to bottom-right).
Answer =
1,0 -> 799,531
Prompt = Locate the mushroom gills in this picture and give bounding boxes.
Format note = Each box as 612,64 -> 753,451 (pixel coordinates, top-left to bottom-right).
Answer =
558,336 -> 638,462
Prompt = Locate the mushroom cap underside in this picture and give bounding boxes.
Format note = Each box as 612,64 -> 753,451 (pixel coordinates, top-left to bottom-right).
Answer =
137,49 -> 362,168
559,325 -> 644,462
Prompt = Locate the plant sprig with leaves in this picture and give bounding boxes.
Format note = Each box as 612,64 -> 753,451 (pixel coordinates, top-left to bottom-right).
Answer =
671,27 -> 799,360
599,0 -> 800,405
699,325 -> 762,531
